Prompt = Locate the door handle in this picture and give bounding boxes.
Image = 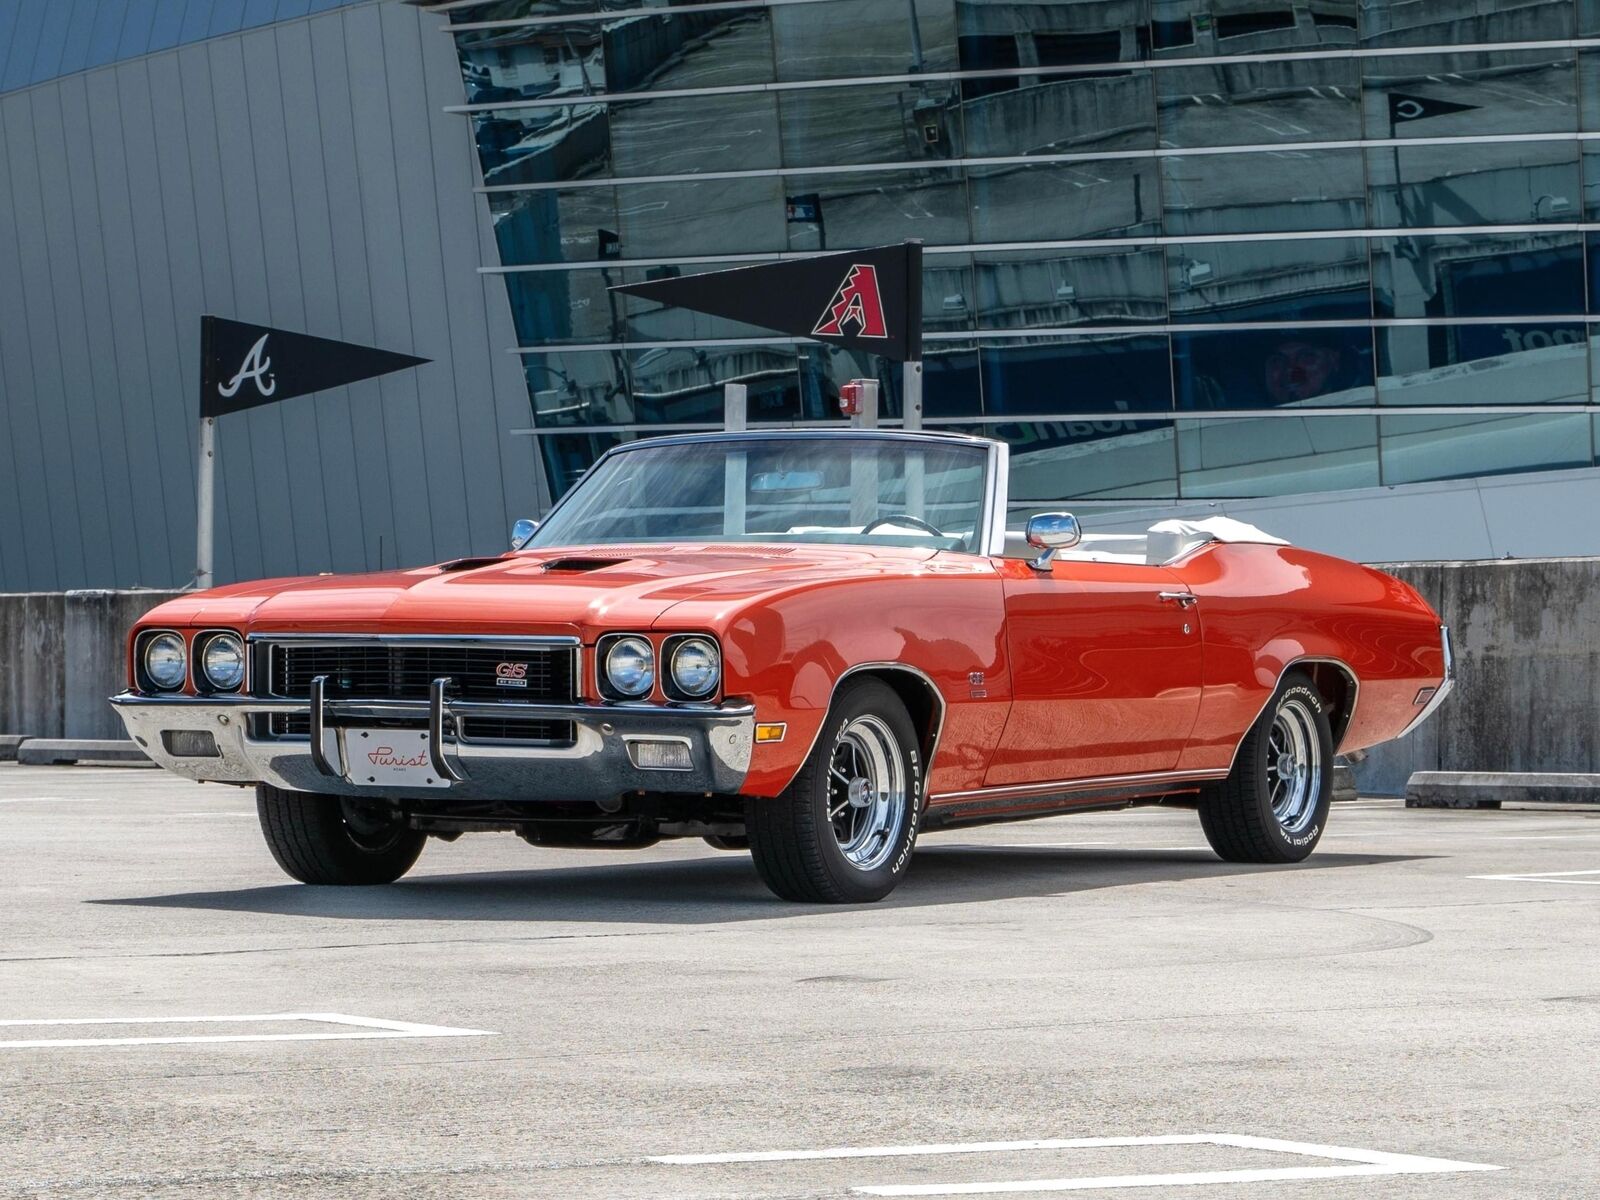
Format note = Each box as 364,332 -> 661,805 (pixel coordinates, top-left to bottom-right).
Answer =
1159,591 -> 1199,609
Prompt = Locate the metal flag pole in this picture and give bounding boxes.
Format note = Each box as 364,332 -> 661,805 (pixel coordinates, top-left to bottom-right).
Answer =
194,416 -> 216,590
723,382 -> 747,536
903,243 -> 925,518
194,316 -> 217,590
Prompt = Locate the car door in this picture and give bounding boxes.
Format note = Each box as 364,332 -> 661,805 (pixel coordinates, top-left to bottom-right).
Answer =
985,558 -> 1204,787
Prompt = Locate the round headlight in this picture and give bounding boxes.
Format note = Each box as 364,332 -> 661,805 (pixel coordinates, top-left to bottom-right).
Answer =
670,637 -> 720,698
200,633 -> 245,692
143,632 -> 187,691
605,636 -> 655,698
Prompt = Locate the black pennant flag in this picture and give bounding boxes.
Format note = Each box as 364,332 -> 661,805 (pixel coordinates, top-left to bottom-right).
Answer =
1388,92 -> 1481,126
199,316 -> 429,418
610,242 -> 923,362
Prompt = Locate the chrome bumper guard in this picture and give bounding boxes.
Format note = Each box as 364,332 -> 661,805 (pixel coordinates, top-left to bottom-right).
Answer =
110,680 -> 755,801
1401,624 -> 1455,737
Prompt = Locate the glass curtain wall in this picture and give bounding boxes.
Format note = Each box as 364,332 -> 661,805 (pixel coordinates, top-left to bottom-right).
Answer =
442,0 -> 1600,509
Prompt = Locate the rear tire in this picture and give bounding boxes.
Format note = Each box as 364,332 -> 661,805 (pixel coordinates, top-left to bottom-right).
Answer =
1198,671 -> 1333,864
256,784 -> 425,885
746,679 -> 921,903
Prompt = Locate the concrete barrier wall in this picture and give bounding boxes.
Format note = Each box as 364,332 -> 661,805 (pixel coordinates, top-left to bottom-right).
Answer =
1,560 -> 1595,774
1354,558 -> 1600,795
0,591 -> 181,741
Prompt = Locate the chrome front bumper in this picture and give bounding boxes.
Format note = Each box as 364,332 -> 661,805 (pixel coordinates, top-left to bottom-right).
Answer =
110,688 -> 755,801
1401,624 -> 1455,737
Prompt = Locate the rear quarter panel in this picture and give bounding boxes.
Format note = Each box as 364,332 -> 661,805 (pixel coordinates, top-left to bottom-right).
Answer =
1170,544 -> 1445,771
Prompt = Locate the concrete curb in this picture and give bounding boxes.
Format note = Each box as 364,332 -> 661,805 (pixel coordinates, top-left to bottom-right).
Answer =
0,734 -> 27,762
14,739 -> 154,767
1406,771 -> 1600,809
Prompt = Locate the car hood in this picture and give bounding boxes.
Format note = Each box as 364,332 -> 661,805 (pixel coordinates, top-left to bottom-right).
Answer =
138,543 -> 949,638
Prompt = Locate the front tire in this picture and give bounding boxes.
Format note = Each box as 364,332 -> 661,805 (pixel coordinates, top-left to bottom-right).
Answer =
256,784 -> 426,885
1198,671 -> 1333,864
746,679 -> 922,903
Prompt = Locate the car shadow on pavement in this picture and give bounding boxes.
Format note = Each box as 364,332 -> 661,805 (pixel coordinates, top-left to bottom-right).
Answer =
92,846 -> 1428,925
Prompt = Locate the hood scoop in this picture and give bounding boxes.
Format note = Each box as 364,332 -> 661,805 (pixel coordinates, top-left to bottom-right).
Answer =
437,556 -> 507,573
542,556 -> 631,573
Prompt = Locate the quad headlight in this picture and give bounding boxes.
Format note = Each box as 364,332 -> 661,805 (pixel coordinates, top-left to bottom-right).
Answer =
198,632 -> 245,692
667,636 -> 720,700
141,632 -> 188,691
603,635 -> 655,698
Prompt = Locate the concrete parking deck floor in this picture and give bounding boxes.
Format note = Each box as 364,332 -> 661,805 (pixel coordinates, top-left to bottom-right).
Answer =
1,764 -> 1596,1198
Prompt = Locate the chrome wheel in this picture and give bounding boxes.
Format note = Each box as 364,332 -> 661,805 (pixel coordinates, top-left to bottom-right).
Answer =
1267,697 -> 1321,835
826,714 -> 908,872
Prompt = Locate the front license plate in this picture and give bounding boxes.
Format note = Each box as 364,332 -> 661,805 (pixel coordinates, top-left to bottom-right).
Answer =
343,729 -> 451,789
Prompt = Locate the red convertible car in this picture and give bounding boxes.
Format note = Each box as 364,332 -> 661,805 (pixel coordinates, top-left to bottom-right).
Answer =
113,431 -> 1451,903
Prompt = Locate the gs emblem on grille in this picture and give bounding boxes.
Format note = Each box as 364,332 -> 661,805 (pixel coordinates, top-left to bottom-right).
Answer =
495,661 -> 529,688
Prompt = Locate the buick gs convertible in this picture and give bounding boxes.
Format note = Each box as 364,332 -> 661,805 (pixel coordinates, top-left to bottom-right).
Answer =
113,431 -> 1451,903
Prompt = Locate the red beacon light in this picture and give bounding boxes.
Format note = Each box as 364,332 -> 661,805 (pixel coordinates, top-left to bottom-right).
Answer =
838,378 -> 879,419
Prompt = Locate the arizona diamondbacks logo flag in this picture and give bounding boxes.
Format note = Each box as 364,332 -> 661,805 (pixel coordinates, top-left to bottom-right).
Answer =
610,242 -> 923,362
199,316 -> 429,418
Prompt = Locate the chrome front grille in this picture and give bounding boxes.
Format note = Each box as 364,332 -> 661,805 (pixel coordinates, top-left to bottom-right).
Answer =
252,636 -> 579,744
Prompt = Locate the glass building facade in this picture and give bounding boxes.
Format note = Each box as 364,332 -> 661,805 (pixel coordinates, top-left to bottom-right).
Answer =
438,0 -> 1600,516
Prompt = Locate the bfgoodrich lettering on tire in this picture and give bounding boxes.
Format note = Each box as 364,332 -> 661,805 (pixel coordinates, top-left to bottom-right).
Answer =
746,678 -> 922,903
1198,670 -> 1334,864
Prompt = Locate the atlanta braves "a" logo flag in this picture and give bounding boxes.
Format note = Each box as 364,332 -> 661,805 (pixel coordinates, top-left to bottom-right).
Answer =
199,316 -> 429,418
610,242 -> 922,362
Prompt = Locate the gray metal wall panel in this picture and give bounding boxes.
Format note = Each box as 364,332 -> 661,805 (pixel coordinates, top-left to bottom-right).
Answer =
0,107 -> 60,587
54,75 -> 146,586
28,85 -> 117,588
0,0 -> 534,591
3,93 -> 87,586
340,3 -> 435,569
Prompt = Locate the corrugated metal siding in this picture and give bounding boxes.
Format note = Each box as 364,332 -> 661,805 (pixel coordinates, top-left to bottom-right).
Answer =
0,1 -> 545,590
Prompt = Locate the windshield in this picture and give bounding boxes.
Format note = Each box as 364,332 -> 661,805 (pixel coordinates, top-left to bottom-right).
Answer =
530,436 -> 990,553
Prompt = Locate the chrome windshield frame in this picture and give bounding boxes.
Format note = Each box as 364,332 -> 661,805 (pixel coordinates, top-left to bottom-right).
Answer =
522,429 -> 1006,558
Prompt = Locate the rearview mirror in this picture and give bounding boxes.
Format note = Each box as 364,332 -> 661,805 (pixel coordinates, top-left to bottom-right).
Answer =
751,470 -> 825,493
1025,512 -> 1081,571
510,518 -> 540,550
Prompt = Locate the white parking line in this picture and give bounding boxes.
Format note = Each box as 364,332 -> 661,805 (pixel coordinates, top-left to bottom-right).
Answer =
652,1135 -> 1500,1194
0,1013 -> 495,1049
1471,869 -> 1600,886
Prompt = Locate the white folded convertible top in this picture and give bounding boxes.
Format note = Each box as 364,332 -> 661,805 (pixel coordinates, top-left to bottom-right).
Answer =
1147,517 -> 1289,546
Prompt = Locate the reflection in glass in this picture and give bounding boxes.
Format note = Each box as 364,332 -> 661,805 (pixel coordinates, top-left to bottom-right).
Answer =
784,170 -> 971,251
779,83 -> 963,169
489,187 -> 619,265
1151,0 -> 1357,56
617,176 -> 786,258
538,430 -> 627,502
1363,0 -> 1574,49
1372,232 -> 1585,318
471,105 -> 610,187
524,350 -> 632,428
1362,50 -> 1577,140
1162,147 -> 1365,235
628,345 -> 802,425
977,248 -> 1168,330
1167,238 -> 1370,323
1379,412 -> 1593,485
961,71 -> 1155,156
970,159 -> 1158,242
505,270 -> 627,347
1157,56 -> 1359,148
774,0 -> 959,82
1367,140 -> 1581,228
958,0 -> 1151,89
800,341 -> 982,419
610,92 -> 779,176
924,255 -> 978,334
1378,323 -> 1587,406
981,335 -> 1174,415
1173,328 -> 1375,409
998,418 -> 1177,505
453,9 -> 775,99
1178,415 -> 1379,497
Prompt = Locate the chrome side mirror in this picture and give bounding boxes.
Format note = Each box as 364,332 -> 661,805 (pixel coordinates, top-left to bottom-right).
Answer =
510,518 -> 540,550
1026,512 -> 1081,572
